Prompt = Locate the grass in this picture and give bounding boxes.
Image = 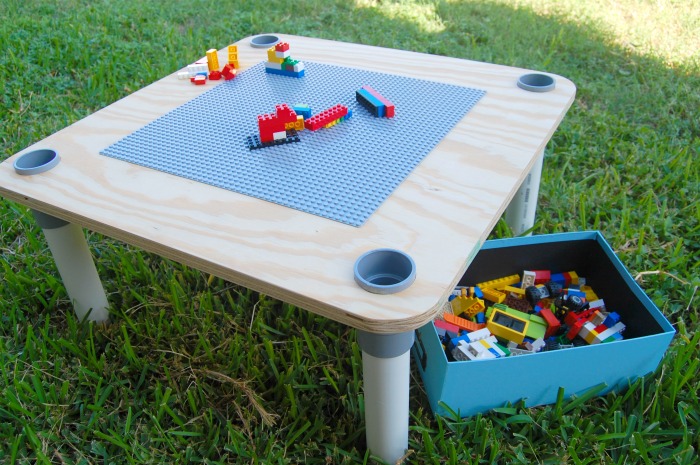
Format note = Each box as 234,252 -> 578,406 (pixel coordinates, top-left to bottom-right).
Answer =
1,0 -> 698,463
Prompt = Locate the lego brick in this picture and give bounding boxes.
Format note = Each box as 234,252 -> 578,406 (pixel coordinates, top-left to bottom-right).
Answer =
292,104 -> 312,119
360,85 -> 395,118
265,66 -> 304,78
539,308 -> 560,339
303,104 -> 348,131
504,285 -> 526,298
206,49 -> 220,72
443,313 -> 486,333
477,274 -> 520,290
228,45 -> 239,66
102,61 -> 485,227
480,287 -> 506,303
487,308 -> 529,344
276,49 -> 291,59
532,270 -> 551,284
356,88 -> 385,117
267,47 -> 284,64
434,320 -> 460,339
186,63 -> 208,76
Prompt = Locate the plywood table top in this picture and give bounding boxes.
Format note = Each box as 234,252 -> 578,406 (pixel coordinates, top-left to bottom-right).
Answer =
0,34 -> 575,333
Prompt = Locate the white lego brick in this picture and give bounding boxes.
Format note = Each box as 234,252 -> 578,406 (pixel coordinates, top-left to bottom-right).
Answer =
187,63 -> 208,76
272,131 -> 287,141
465,327 -> 491,343
593,322 -> 626,344
521,270 -> 536,288
275,49 -> 290,59
265,62 -> 282,71
293,62 -> 305,72
177,71 -> 190,80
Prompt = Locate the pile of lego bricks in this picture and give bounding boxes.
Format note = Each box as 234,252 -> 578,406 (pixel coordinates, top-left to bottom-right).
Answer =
434,270 -> 626,362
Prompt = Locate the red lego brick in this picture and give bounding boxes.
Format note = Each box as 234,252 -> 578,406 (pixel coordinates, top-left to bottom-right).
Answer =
565,319 -> 584,340
275,104 -> 297,124
221,63 -> 237,80
539,308 -> 561,339
257,113 -> 286,143
563,307 -> 595,327
434,319 -> 460,338
193,75 -> 206,85
275,42 -> 290,52
209,70 -> 222,80
594,323 -> 608,333
303,104 -> 348,131
562,272 -> 572,287
532,270 -> 551,285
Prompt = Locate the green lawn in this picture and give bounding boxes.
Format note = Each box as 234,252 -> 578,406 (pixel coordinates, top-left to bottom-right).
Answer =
1,0 -> 698,463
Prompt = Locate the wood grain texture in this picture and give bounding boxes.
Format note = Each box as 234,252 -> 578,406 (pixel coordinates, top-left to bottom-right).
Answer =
0,34 -> 575,333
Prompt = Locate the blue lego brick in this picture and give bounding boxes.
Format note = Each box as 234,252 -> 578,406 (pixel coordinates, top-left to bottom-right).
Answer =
292,104 -> 312,119
566,289 -> 586,298
603,311 -> 621,327
101,61 -> 485,226
265,66 -> 305,78
551,273 -> 565,286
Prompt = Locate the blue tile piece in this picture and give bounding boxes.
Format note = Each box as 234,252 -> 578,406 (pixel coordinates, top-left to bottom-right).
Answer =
101,61 -> 486,226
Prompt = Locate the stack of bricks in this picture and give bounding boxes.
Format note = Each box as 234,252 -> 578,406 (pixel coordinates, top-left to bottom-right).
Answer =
265,42 -> 305,78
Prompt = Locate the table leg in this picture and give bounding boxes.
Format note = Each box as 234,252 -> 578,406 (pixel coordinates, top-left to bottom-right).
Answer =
357,330 -> 414,463
505,150 -> 544,236
32,210 -> 110,322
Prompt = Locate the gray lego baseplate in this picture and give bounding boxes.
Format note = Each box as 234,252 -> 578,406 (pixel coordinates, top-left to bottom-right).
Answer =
101,61 -> 485,226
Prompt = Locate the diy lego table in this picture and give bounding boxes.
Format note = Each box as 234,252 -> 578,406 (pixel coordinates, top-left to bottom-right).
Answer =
0,34 -> 575,463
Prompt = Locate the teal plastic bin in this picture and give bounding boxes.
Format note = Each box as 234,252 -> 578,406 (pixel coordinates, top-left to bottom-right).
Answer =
413,231 -> 675,417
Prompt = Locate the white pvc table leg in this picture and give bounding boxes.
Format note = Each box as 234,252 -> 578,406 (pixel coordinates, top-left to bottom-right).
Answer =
33,211 -> 110,322
505,150 -> 544,236
358,330 -> 414,464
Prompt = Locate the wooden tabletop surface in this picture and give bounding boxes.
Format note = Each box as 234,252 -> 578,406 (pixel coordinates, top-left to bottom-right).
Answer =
0,34 -> 575,333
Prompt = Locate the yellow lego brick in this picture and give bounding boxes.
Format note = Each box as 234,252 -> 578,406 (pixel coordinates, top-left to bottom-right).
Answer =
580,285 -> 598,301
567,271 -> 579,285
583,329 -> 598,344
294,116 -> 304,131
228,45 -> 238,65
285,121 -> 296,130
481,287 -> 506,303
477,274 -> 520,290
503,285 -> 526,298
463,299 -> 485,317
487,308 -> 529,344
206,49 -> 220,72
267,47 -> 284,64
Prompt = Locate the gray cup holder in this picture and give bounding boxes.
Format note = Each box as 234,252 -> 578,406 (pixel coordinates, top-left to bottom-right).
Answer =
354,249 -> 416,294
250,35 -> 281,49
14,149 -> 60,175
517,73 -> 556,92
